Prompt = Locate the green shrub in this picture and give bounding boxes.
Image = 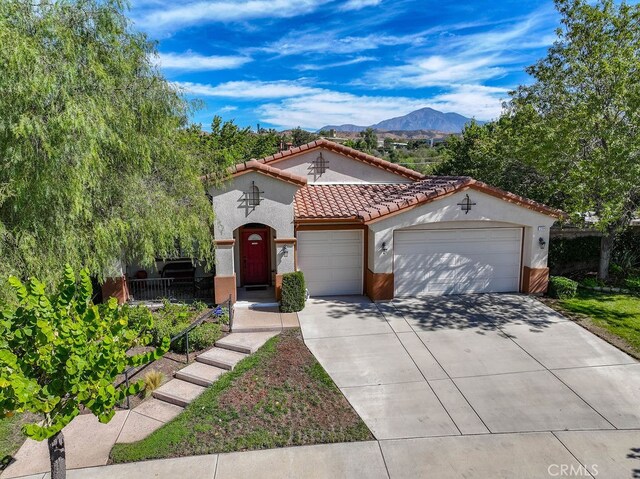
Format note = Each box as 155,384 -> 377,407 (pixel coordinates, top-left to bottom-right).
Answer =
280,271 -> 306,313
548,276 -> 579,299
172,322 -> 222,353
580,277 -> 602,288
150,300 -> 208,351
624,277 -> 640,293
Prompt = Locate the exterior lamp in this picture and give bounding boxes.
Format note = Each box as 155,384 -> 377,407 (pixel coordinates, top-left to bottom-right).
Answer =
538,237 -> 546,249
457,194 -> 476,214
281,245 -> 289,257
381,242 -> 388,253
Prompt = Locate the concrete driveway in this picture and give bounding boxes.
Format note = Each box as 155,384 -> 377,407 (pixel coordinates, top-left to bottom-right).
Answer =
299,294 -> 640,478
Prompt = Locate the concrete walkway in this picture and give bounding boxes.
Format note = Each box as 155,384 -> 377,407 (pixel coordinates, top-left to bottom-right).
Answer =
2,331 -> 279,479
9,429 -> 640,478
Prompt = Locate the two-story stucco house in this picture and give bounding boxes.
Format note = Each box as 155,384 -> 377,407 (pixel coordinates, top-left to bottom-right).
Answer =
204,139 -> 562,305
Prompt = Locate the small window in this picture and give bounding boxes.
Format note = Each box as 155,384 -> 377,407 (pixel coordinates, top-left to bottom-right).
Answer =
247,233 -> 262,241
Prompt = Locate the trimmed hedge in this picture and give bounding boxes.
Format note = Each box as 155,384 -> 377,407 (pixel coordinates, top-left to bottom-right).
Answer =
548,276 -> 579,299
280,271 -> 306,313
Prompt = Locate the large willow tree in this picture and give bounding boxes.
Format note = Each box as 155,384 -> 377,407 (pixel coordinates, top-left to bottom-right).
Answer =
0,0 -> 215,299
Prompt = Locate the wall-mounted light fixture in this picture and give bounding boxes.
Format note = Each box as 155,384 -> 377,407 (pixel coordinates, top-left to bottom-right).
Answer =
381,241 -> 388,254
538,237 -> 546,249
457,194 -> 476,214
281,245 -> 289,257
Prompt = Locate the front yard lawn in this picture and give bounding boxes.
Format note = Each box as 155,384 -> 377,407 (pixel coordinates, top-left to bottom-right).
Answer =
110,329 -> 372,463
0,412 -> 37,461
544,289 -> 640,358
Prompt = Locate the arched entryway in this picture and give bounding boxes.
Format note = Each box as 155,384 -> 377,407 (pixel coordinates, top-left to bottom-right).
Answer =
236,223 -> 275,287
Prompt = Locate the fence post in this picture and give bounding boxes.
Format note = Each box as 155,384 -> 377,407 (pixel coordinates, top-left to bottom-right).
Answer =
124,370 -> 130,409
228,294 -> 233,332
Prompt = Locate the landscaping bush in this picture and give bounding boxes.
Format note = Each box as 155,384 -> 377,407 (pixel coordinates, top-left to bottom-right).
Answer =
580,277 -> 603,288
172,322 -> 222,353
150,300 -> 209,352
280,271 -> 306,313
548,236 -> 601,274
548,276 -> 579,299
624,277 -> 640,293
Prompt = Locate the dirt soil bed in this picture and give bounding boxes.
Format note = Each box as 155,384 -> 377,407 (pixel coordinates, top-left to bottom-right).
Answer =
110,329 -> 372,463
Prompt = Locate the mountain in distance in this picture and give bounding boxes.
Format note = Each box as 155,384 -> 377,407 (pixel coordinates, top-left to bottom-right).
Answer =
320,107 -> 482,133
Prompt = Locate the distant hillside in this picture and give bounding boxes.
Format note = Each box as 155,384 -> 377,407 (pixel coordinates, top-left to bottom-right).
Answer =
321,107 -> 481,133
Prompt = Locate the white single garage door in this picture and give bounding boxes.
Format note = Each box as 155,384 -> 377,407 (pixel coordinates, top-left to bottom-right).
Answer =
297,230 -> 363,296
394,228 -> 522,296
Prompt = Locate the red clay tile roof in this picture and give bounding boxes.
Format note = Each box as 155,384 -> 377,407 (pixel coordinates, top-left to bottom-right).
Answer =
247,139 -> 425,181
230,160 -> 307,186
294,177 -> 564,223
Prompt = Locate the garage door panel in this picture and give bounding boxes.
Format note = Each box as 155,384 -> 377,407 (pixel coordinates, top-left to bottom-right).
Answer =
298,230 -> 363,296
394,228 -> 522,297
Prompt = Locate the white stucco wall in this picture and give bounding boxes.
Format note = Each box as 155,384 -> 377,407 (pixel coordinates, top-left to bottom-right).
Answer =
273,149 -> 413,184
210,171 -> 300,285
210,171 -> 299,239
367,188 -> 557,274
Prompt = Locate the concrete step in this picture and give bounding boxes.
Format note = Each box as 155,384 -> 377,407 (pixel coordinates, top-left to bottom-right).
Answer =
196,347 -> 247,370
152,379 -> 206,407
215,332 -> 279,354
175,362 -> 227,387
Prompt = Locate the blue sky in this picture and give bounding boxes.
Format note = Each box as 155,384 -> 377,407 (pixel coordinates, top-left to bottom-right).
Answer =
129,0 -> 561,131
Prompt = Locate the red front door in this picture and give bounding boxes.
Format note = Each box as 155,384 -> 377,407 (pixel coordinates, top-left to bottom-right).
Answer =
241,228 -> 269,285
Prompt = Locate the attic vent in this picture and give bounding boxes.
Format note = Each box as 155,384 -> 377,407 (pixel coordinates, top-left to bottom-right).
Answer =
312,152 -> 329,175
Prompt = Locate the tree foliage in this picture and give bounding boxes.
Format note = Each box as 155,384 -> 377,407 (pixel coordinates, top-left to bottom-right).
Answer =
288,127 -> 318,147
507,0 -> 640,276
436,119 -> 555,206
0,0 -> 215,300
187,116 -> 282,184
0,266 -> 168,440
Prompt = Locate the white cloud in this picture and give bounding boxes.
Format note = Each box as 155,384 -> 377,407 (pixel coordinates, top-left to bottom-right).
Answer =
427,84 -> 508,120
295,56 -> 377,71
175,80 -> 323,99
218,106 -> 238,113
338,0 -> 382,11
135,0 -> 330,33
157,52 -> 251,71
257,84 -> 505,129
360,7 -> 556,90
362,54 -> 510,88
260,31 -> 423,56
177,79 -> 505,128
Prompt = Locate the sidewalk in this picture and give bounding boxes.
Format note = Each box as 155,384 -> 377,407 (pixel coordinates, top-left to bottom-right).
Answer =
7,429 -> 640,479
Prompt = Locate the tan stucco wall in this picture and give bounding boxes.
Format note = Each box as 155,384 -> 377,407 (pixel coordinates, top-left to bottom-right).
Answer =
367,189 -> 556,274
273,149 -> 412,184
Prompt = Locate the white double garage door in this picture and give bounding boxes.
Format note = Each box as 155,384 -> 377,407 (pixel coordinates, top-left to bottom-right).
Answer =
297,228 -> 522,297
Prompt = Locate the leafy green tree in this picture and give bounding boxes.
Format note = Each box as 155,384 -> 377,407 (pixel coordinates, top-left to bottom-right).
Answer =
436,120 -> 553,205
508,0 -> 640,278
0,0 -> 215,300
359,127 -> 378,151
187,117 -> 281,184
288,127 -> 318,147
0,266 -> 168,478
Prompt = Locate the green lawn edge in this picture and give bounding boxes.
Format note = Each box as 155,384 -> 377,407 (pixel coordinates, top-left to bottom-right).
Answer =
558,289 -> 640,355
